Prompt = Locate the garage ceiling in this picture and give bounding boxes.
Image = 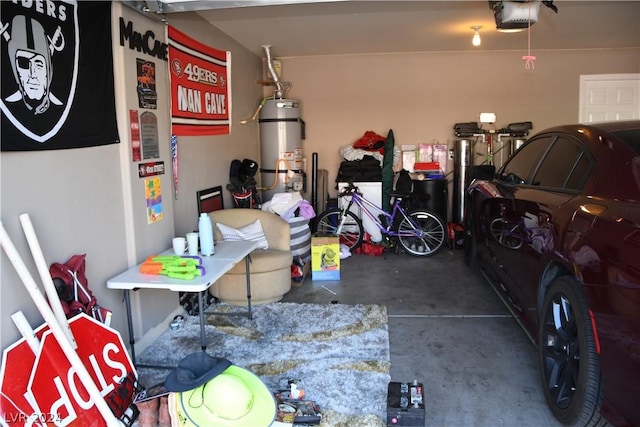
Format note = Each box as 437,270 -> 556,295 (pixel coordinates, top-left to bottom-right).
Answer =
128,1 -> 640,58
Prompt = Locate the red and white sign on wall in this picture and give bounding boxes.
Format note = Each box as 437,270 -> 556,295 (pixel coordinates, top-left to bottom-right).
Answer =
129,110 -> 141,162
167,25 -> 231,136
1,314 -> 135,426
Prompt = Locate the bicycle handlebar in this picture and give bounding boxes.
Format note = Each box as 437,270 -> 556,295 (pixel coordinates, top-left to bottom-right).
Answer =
338,180 -> 361,197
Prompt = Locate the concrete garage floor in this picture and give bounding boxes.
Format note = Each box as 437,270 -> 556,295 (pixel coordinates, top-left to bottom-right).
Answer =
282,248 -> 563,427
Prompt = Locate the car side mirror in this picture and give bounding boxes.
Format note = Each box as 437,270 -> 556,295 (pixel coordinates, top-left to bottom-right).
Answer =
472,165 -> 496,180
501,172 -> 526,185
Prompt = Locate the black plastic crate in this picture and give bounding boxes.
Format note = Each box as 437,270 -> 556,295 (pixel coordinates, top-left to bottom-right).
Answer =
387,381 -> 425,427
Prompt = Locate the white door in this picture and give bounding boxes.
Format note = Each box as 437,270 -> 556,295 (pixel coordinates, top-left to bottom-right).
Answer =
579,74 -> 640,123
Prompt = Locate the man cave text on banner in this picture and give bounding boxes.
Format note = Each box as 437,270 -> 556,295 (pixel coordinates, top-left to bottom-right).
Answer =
167,26 -> 231,137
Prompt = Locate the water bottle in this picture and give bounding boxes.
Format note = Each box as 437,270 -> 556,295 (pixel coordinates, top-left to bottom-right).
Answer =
198,213 -> 214,256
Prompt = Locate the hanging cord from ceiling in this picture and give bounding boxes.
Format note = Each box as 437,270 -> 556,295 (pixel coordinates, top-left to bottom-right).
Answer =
522,2 -> 536,70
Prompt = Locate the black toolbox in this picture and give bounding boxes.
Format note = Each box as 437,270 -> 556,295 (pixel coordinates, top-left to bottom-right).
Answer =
387,381 -> 425,426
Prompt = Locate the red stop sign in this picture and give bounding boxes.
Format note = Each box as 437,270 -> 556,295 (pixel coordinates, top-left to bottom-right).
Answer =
27,331 -> 103,426
67,314 -> 135,403
26,314 -> 136,426
0,324 -> 49,426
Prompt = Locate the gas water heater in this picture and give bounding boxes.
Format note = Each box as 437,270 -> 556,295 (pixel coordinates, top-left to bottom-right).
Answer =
257,45 -> 305,202
258,98 -> 305,201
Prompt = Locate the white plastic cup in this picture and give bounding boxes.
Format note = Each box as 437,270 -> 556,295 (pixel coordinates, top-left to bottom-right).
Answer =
186,232 -> 199,256
172,237 -> 186,255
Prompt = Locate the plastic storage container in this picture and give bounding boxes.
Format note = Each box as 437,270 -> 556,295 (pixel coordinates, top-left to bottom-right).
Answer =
198,213 -> 214,256
410,178 -> 448,222
337,181 -> 383,242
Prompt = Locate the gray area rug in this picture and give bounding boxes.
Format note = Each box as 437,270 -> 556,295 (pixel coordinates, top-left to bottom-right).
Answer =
136,302 -> 391,426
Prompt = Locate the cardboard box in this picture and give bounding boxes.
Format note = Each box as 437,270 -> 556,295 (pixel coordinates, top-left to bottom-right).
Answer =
291,260 -> 311,287
418,143 -> 431,162
431,144 -> 448,174
402,150 -> 416,173
311,235 -> 340,281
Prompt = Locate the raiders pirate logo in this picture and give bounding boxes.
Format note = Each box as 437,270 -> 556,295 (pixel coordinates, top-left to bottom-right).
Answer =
0,1 -> 78,143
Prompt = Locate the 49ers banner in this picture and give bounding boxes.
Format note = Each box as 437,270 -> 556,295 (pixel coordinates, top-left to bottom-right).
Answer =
0,1 -> 119,151
167,26 -> 231,136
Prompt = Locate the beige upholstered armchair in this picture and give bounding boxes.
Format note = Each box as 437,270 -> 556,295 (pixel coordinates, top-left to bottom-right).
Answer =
207,209 -> 292,306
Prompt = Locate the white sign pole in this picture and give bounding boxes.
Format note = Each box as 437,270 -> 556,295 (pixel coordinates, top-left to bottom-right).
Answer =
19,213 -> 77,348
0,221 -> 123,426
10,311 -> 40,354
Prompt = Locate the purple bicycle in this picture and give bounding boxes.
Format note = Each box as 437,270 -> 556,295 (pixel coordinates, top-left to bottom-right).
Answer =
315,181 -> 446,256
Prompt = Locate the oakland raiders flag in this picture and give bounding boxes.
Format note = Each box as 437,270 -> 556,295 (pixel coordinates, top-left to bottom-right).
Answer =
1,1 -> 119,151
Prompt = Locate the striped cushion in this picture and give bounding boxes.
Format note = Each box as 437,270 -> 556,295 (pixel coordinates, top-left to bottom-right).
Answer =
288,216 -> 311,261
216,219 -> 269,250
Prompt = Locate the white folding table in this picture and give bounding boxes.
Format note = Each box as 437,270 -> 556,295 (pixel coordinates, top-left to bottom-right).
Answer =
106,240 -> 258,365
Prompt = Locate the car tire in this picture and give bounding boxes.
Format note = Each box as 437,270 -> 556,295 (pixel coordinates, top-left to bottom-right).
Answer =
538,276 -> 606,426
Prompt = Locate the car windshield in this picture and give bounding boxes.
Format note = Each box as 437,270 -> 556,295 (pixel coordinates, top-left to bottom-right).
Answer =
610,129 -> 640,154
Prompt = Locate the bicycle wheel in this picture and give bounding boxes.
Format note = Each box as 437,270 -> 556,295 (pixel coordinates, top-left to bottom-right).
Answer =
315,208 -> 364,250
489,217 -> 524,250
396,209 -> 446,256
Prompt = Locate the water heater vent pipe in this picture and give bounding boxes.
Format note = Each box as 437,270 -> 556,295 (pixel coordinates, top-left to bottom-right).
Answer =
262,45 -> 285,99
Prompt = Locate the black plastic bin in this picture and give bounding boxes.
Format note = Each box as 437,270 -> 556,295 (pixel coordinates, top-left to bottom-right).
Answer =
409,178 -> 448,222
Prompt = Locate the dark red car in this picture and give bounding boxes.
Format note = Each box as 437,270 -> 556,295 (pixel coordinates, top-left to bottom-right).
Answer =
464,121 -> 640,426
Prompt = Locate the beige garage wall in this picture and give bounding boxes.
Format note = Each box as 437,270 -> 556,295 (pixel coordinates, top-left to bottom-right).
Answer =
0,6 -> 264,350
279,47 -> 639,202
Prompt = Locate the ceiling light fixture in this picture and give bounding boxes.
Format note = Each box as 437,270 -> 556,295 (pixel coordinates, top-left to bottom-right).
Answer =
471,26 -> 482,47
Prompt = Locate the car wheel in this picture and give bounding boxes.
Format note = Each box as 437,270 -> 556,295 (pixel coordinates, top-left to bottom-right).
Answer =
538,276 -> 605,426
